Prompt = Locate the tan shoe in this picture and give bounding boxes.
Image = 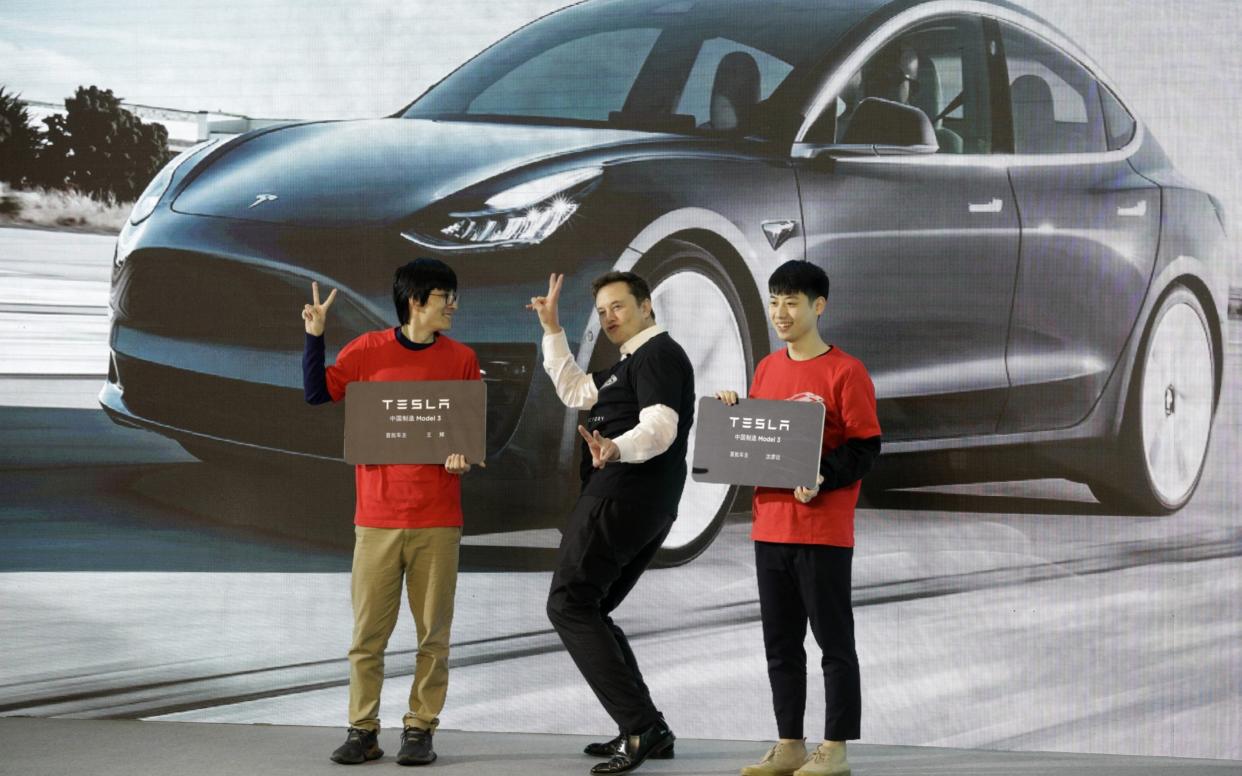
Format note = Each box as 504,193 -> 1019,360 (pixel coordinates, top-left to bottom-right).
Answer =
793,742 -> 850,776
741,739 -> 808,776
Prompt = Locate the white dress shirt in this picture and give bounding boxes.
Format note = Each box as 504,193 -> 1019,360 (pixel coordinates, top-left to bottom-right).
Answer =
542,324 -> 681,463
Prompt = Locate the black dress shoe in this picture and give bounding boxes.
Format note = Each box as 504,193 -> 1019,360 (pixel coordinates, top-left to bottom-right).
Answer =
584,731 -> 674,759
589,719 -> 675,774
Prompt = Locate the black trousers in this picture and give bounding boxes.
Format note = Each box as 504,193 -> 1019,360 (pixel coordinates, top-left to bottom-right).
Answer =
755,541 -> 861,741
546,494 -> 673,734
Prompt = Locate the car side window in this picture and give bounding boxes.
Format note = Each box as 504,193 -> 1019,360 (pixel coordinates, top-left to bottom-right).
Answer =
821,15 -> 992,153
674,38 -> 794,130
819,15 -> 993,152
467,28 -> 661,121
1001,23 -> 1107,154
1099,83 -> 1137,151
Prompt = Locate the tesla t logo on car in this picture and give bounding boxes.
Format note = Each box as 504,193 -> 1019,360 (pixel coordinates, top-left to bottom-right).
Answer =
248,193 -> 279,208
761,220 -> 797,250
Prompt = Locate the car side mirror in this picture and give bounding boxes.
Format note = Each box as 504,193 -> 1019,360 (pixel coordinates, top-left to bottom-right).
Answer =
791,97 -> 939,159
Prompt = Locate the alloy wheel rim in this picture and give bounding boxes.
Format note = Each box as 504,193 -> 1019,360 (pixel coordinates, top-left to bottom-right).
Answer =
1139,301 -> 1213,506
650,268 -> 749,550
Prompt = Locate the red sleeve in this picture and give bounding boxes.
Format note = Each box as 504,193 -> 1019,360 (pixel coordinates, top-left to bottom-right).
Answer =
838,360 -> 881,439
326,335 -> 366,402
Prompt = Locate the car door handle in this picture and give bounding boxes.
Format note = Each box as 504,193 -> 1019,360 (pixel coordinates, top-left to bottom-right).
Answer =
1118,200 -> 1147,217
969,198 -> 1003,213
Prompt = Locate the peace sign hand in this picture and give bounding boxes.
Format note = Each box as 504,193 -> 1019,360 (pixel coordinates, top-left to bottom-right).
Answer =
577,424 -> 619,469
302,281 -> 338,336
526,272 -> 564,335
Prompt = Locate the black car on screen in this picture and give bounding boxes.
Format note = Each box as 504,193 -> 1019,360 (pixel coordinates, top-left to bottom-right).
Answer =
102,0 -> 1232,564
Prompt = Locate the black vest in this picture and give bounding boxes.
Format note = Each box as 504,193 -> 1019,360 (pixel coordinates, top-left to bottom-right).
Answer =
580,332 -> 695,515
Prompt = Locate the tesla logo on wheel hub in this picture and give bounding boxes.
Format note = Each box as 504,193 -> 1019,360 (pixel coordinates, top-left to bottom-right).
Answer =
248,193 -> 279,208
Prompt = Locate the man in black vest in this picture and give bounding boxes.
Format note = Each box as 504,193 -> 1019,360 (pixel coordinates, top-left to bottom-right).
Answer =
528,271 -> 694,775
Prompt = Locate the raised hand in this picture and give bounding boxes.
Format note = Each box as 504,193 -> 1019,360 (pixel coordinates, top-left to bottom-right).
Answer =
577,424 -> 619,469
526,272 -> 564,334
302,281 -> 338,336
715,390 -> 740,405
794,473 -> 825,504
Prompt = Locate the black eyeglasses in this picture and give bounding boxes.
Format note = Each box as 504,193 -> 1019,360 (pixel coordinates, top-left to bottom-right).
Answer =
428,291 -> 459,306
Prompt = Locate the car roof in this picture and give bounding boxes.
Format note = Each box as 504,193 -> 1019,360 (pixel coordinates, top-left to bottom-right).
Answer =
562,0 -> 1054,70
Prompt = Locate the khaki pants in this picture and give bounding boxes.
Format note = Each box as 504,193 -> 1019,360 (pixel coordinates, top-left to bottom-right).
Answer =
347,525 -> 461,732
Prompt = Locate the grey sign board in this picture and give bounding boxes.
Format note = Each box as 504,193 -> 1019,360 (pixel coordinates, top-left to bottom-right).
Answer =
344,380 -> 487,464
691,396 -> 825,489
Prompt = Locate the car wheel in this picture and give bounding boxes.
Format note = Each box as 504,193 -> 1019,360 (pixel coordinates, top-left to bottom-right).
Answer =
1090,286 -> 1216,514
639,239 -> 762,566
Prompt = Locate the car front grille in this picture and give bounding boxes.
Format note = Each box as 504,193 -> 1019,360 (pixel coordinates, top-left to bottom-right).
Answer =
115,249 -> 380,349
113,249 -> 538,460
113,347 -> 537,461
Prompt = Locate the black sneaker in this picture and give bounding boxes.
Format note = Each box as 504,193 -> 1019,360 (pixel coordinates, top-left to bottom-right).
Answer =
397,726 -> 437,766
330,727 -> 383,764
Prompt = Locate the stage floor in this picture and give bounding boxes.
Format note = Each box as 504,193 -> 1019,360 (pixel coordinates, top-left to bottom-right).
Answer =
1,718 -> 1238,776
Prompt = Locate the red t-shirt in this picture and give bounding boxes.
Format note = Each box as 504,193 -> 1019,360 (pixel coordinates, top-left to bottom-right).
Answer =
327,330 -> 482,529
749,346 -> 881,547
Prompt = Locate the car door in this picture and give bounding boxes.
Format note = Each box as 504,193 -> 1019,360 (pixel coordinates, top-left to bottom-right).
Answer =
995,21 -> 1162,432
794,15 -> 1019,441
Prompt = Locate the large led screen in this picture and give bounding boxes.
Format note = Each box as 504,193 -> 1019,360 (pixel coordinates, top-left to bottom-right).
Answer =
1,0 -> 1239,761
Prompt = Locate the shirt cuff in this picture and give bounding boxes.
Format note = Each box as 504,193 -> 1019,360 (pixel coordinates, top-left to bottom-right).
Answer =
613,404 -> 679,463
612,434 -> 638,463
541,329 -> 573,366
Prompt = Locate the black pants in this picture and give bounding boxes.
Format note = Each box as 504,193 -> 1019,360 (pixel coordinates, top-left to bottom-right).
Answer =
546,494 -> 673,733
755,541 -> 861,741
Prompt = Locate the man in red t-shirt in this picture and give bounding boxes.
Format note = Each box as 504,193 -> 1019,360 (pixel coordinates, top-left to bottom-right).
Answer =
301,258 -> 481,767
717,260 -> 881,776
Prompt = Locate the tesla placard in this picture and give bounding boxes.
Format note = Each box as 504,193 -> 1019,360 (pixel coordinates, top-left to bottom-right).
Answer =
691,397 -> 824,489
344,380 -> 486,464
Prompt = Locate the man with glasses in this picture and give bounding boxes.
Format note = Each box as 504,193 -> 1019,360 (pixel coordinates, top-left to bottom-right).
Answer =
302,258 -> 481,767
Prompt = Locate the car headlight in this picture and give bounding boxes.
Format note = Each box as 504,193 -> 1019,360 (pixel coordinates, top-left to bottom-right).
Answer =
402,167 -> 602,250
128,139 -> 218,225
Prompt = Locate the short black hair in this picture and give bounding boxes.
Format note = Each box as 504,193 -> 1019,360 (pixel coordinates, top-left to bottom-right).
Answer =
591,271 -> 653,311
768,259 -> 829,303
393,258 -> 457,324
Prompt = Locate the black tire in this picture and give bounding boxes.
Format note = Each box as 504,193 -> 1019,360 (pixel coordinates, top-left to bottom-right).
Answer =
1090,286 -> 1217,514
591,238 -> 763,566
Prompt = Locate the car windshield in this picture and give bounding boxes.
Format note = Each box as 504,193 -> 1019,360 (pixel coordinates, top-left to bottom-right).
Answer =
402,0 -> 868,137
